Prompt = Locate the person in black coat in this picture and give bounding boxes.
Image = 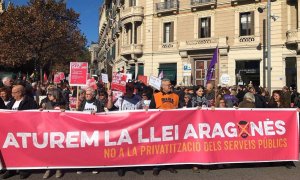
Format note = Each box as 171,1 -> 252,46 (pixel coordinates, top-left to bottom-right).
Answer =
6,85 -> 37,110
2,85 -> 37,179
0,98 -> 5,109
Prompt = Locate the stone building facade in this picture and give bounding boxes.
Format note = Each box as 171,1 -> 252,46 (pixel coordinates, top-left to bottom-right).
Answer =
98,0 -> 299,91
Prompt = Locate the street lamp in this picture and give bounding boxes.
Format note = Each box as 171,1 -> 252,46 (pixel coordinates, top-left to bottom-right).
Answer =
258,0 -> 274,94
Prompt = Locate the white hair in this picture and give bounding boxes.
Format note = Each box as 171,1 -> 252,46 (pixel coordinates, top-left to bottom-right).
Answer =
85,88 -> 95,97
2,76 -> 10,83
243,92 -> 255,103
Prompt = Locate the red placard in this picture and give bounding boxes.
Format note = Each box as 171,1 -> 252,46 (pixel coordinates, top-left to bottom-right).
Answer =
69,62 -> 88,86
0,109 -> 298,169
111,72 -> 127,93
53,74 -> 61,84
53,72 -> 65,84
138,75 -> 148,85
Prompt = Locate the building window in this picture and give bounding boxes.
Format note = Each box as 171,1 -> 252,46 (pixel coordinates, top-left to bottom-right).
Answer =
236,60 -> 260,86
127,64 -> 144,79
198,17 -> 211,38
240,12 -> 254,36
158,63 -> 177,85
129,0 -> 136,7
163,22 -> 174,43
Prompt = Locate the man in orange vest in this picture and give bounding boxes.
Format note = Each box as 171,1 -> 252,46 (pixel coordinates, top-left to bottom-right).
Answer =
149,79 -> 179,176
149,79 -> 179,109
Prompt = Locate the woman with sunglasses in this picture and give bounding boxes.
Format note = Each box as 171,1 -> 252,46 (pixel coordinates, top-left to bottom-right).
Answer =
40,88 -> 65,179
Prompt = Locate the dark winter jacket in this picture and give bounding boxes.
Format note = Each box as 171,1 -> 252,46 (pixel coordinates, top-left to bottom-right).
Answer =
7,96 -> 38,110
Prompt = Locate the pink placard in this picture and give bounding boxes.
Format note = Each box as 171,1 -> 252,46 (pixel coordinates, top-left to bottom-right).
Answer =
111,72 -> 127,93
69,62 -> 88,86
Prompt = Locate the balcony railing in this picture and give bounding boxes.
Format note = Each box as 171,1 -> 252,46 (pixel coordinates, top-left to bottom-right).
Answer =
231,0 -> 260,5
156,0 -> 178,14
286,30 -> 299,44
121,44 -> 143,55
120,6 -> 144,20
239,35 -> 256,43
158,42 -> 178,51
234,35 -> 260,46
179,37 -> 218,50
191,0 -> 216,8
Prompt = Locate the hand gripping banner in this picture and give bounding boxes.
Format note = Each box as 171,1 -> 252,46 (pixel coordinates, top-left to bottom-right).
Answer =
0,109 -> 298,169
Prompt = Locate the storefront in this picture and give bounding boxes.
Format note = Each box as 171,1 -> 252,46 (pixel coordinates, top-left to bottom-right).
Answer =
235,60 -> 260,86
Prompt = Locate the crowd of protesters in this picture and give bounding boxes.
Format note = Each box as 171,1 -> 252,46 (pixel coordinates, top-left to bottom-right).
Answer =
0,75 -> 300,179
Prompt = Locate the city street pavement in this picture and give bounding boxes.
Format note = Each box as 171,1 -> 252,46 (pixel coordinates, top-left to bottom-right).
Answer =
2,161 -> 300,180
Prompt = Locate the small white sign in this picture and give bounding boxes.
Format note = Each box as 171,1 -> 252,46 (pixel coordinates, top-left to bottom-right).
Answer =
126,73 -> 133,82
101,73 -> 109,83
183,64 -> 192,71
220,74 -> 231,85
149,76 -> 162,90
183,64 -> 192,76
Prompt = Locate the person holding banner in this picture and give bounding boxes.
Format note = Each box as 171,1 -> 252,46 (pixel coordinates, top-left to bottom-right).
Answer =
106,82 -> 144,176
107,82 -> 143,111
39,89 -> 64,179
78,88 -> 105,113
41,89 -> 67,111
191,86 -> 208,108
3,85 -> 37,179
149,79 -> 179,176
149,79 -> 179,110
266,89 -> 296,169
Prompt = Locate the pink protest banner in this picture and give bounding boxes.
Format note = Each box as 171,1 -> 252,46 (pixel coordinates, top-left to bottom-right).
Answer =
111,72 -> 127,93
69,62 -> 88,86
0,109 -> 298,169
